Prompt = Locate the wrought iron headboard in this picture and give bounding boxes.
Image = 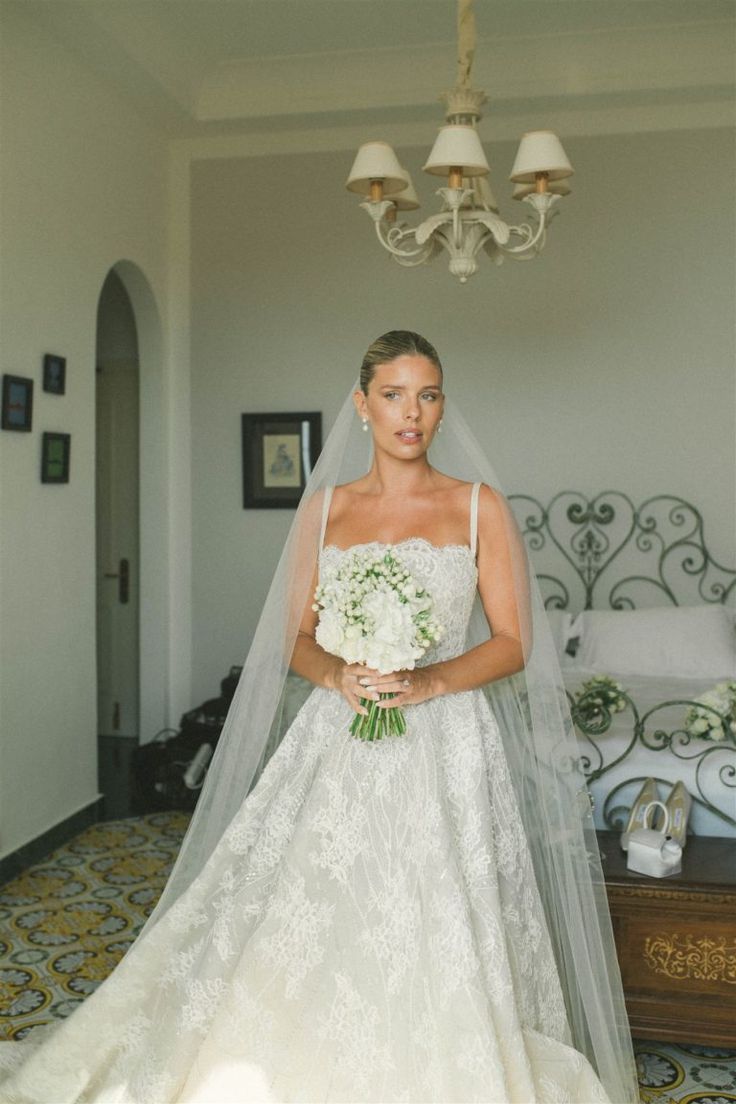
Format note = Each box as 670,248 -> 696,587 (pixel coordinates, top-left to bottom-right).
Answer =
506,492 -> 736,835
507,491 -> 736,612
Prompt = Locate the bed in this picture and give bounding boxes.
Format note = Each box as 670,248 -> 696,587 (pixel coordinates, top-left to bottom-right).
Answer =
509,491 -> 736,841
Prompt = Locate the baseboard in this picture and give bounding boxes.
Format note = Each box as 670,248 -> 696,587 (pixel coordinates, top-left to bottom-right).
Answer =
0,797 -> 104,887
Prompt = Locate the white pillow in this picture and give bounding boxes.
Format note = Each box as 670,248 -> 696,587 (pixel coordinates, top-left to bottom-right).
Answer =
570,604 -> 736,679
544,609 -> 575,664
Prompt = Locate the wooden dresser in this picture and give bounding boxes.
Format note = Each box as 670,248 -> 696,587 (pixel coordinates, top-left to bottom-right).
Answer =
597,829 -> 736,1047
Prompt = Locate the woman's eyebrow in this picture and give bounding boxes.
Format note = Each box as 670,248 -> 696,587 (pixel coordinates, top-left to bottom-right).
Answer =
378,383 -> 441,390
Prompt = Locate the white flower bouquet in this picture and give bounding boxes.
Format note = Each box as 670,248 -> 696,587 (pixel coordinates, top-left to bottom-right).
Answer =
573,674 -> 628,726
684,680 -> 736,742
313,546 -> 443,740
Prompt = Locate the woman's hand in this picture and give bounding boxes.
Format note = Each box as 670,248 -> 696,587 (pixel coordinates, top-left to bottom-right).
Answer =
364,664 -> 442,709
329,661 -> 385,716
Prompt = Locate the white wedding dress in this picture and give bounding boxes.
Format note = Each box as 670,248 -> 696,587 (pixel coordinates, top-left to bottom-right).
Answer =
0,483 -> 614,1103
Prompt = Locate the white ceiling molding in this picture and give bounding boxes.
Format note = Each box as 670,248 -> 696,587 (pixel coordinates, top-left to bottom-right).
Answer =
16,1 -> 735,144
195,21 -> 734,125
173,95 -> 732,166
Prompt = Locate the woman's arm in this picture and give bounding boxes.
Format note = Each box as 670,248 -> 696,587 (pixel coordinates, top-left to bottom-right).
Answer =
372,483 -> 530,707
289,559 -> 384,717
289,560 -> 342,689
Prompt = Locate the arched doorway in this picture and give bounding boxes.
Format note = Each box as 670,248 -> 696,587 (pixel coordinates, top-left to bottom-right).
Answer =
96,271 -> 140,742
94,260 -> 168,814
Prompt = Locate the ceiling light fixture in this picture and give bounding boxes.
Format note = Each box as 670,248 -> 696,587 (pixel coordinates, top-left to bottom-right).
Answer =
345,0 -> 574,283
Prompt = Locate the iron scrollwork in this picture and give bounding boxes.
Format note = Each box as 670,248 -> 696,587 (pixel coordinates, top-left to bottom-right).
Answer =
508,492 -> 736,830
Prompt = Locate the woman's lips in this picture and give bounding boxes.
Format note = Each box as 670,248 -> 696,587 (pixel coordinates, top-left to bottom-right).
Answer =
396,430 -> 423,442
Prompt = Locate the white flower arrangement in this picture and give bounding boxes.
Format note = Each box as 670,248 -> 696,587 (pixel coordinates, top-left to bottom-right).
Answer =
574,674 -> 628,724
684,680 -> 736,743
313,546 -> 443,740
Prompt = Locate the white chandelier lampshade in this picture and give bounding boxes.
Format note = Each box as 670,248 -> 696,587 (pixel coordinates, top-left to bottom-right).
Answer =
512,178 -> 571,200
345,1 -> 574,282
346,141 -> 407,195
509,130 -> 574,183
423,125 -> 490,178
385,169 -> 421,211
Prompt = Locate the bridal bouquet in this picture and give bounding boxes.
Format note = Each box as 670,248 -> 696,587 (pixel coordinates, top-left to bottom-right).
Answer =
313,546 -> 443,740
569,674 -> 629,737
685,680 -> 736,743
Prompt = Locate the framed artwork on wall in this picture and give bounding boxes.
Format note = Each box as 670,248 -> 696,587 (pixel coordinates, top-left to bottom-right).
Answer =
1,374 -> 34,431
43,354 -> 66,394
241,411 -> 322,508
41,431 -> 71,483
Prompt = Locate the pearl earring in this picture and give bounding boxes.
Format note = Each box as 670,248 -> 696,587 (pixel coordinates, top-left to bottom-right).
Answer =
362,417 -> 369,432
437,420 -> 443,433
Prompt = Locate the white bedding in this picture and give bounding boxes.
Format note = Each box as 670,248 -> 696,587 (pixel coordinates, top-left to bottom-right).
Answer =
562,665 -> 735,839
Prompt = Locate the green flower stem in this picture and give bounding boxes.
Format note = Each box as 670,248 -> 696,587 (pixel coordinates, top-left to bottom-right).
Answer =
350,692 -> 406,740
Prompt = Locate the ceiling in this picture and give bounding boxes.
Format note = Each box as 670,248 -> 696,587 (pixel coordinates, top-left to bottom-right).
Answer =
10,0 -> 736,140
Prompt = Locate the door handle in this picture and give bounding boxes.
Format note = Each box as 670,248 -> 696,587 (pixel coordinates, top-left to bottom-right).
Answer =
103,558 -> 130,604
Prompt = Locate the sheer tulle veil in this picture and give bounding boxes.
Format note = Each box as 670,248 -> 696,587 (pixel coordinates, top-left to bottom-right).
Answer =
138,374 -> 639,1103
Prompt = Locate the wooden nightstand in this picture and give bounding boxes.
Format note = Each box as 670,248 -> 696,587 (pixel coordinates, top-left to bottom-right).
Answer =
597,829 -> 736,1047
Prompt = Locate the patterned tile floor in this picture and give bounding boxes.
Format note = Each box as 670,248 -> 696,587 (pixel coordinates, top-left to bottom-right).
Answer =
634,1041 -> 736,1103
0,813 -> 734,1101
0,812 -> 189,1041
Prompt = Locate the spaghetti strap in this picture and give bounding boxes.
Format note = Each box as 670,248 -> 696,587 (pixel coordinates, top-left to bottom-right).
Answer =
319,485 -> 334,551
469,481 -> 481,557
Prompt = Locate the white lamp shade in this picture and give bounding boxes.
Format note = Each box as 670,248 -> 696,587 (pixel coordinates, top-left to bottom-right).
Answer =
512,178 -> 571,199
385,168 -> 420,211
509,131 -> 573,183
423,125 -> 490,178
346,142 -> 407,194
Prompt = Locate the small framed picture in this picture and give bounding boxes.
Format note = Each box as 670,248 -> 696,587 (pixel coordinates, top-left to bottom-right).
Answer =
43,354 -> 66,395
41,431 -> 71,483
1,374 -> 34,431
242,411 -> 322,508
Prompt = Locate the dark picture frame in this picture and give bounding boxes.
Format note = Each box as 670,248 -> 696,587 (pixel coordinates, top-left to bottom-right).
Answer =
41,431 -> 71,483
1,374 -> 34,431
43,354 -> 66,395
242,411 -> 322,508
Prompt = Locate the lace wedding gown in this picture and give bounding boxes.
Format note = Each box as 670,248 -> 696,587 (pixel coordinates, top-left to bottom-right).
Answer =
0,483 -> 614,1103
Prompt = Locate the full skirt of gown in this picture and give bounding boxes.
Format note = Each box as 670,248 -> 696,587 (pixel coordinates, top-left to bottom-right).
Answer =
0,684 -> 613,1104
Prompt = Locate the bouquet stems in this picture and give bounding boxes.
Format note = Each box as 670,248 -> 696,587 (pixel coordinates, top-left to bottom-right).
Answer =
350,692 -> 407,741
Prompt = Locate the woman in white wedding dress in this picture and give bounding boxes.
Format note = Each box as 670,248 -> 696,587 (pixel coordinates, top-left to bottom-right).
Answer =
0,331 -> 639,1103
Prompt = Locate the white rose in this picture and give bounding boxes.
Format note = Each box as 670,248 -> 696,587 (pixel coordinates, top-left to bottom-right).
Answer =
363,590 -> 412,645
315,609 -> 345,655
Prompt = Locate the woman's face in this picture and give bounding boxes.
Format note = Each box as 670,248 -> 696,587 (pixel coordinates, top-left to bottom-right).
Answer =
355,354 -> 444,458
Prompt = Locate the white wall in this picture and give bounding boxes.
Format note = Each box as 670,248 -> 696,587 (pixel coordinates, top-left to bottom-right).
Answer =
189,128 -> 735,700
0,8 -> 170,857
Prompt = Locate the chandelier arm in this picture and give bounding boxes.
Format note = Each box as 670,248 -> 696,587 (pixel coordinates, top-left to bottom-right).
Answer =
494,214 -> 549,256
391,245 -> 441,268
374,219 -> 435,262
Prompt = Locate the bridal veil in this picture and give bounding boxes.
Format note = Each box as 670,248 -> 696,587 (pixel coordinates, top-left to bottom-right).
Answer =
136,375 -> 639,1103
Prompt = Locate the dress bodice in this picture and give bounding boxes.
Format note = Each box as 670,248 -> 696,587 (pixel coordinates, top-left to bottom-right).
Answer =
319,538 -> 479,664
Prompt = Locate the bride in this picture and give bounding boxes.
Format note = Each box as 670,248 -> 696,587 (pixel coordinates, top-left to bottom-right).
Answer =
0,331 -> 639,1103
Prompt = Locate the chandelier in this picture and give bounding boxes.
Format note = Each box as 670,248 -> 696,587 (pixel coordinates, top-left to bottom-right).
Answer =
345,0 -> 574,283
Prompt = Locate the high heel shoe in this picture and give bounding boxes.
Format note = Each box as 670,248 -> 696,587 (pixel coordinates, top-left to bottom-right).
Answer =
663,780 -> 692,849
621,777 -> 660,851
